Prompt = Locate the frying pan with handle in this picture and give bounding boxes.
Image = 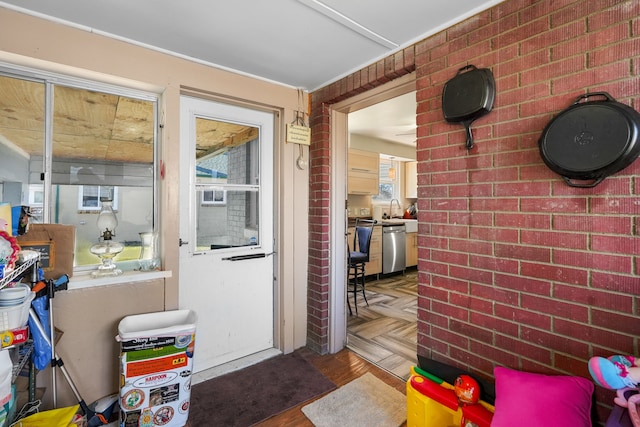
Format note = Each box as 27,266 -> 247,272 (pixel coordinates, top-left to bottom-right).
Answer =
538,92 -> 640,188
442,65 -> 496,150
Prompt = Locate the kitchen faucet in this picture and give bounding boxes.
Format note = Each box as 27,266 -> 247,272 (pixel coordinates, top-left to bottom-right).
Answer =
389,198 -> 401,218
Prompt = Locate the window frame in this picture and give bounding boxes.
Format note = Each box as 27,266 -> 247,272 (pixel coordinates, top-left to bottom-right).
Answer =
0,62 -> 160,282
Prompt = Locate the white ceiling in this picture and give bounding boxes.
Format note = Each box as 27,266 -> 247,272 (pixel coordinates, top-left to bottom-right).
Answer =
0,0 -> 502,145
349,91 -> 418,146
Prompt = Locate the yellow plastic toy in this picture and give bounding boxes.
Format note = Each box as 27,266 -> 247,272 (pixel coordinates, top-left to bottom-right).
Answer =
11,404 -> 80,427
406,366 -> 494,427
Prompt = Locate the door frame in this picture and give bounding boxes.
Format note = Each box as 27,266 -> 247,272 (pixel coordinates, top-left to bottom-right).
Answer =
328,73 -> 416,353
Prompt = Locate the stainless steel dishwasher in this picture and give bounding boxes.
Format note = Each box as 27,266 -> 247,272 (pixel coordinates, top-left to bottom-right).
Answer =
382,224 -> 406,274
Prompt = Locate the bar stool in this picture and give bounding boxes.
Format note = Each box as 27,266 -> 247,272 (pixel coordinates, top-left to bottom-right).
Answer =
347,219 -> 375,315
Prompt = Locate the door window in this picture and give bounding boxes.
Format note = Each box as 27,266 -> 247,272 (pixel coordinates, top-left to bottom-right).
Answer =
194,118 -> 260,250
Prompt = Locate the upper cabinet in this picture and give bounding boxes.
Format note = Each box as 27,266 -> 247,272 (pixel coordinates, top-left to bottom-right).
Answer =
348,149 -> 379,195
405,161 -> 417,198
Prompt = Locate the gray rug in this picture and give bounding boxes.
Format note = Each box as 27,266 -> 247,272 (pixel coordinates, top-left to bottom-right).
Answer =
301,372 -> 406,427
189,351 -> 336,426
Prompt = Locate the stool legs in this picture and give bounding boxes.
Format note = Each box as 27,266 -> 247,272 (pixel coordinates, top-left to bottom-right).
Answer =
348,262 -> 369,316
347,270 -> 353,316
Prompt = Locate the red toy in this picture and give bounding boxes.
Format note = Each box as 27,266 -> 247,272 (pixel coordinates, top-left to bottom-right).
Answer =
407,368 -> 493,427
455,375 -> 480,405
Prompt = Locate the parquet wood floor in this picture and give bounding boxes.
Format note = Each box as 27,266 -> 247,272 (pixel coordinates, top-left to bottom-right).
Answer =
347,268 -> 418,380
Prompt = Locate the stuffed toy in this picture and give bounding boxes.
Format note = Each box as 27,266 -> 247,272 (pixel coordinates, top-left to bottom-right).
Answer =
589,355 -> 640,427
613,388 -> 640,427
589,355 -> 640,390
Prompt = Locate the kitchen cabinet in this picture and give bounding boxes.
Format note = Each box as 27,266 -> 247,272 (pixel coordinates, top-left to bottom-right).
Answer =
368,226 -> 382,276
405,161 -> 417,198
406,232 -> 418,267
348,149 -> 379,195
348,226 -> 382,276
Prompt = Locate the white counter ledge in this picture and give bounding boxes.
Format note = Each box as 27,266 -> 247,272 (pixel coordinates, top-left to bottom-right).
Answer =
68,270 -> 172,290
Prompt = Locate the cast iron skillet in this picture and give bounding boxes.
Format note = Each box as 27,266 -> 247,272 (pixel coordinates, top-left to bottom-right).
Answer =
539,92 -> 640,188
442,64 -> 496,150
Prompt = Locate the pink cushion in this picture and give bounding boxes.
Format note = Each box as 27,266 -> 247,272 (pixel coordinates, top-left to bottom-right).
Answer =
491,366 -> 594,427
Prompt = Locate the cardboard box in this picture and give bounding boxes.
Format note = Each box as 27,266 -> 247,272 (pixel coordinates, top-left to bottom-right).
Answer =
0,204 -> 11,236
17,224 -> 75,279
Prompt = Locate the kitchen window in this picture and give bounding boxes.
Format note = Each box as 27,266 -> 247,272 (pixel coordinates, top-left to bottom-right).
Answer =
0,66 -> 158,276
373,158 -> 399,201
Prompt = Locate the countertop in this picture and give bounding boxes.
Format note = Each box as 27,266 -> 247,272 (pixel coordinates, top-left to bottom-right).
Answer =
347,217 -> 417,229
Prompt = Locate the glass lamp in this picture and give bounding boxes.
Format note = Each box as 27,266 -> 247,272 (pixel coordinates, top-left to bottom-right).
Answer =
138,232 -> 159,271
90,200 -> 124,278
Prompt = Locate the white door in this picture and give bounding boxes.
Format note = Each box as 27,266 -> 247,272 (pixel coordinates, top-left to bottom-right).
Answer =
179,96 -> 275,374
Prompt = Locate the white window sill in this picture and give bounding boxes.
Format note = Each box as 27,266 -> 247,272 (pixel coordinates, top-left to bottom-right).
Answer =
68,270 -> 172,290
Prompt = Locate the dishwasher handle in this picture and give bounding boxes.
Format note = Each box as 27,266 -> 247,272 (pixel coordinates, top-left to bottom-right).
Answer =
383,226 -> 406,233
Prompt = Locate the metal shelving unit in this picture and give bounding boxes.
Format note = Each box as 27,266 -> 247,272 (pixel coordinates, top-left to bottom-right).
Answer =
0,254 -> 40,411
0,256 -> 38,290
11,340 -> 33,383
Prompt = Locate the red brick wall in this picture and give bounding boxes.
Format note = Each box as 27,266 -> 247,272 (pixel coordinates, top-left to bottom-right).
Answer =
310,0 -> 640,421
307,102 -> 332,354
308,56 -> 415,354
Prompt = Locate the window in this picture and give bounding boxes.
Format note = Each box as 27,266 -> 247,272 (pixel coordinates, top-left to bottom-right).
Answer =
28,185 -> 44,206
0,68 -> 158,275
193,116 -> 260,250
373,158 -> 399,201
78,186 -> 119,210
202,189 -> 226,205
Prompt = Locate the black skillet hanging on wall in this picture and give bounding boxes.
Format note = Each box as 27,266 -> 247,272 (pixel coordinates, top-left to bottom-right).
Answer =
442,64 -> 496,150
538,92 -> 640,188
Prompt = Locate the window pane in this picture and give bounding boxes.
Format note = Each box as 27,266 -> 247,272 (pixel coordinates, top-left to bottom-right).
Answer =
202,190 -> 225,204
0,72 -> 157,273
81,186 -> 99,208
195,188 -> 260,250
51,85 -> 156,269
63,184 -> 154,267
378,183 -> 395,200
0,75 -> 45,211
195,117 -> 260,186
79,185 -> 118,210
194,117 -> 260,251
372,158 -> 399,201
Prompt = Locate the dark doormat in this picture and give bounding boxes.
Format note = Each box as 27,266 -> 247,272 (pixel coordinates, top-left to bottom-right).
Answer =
189,350 -> 336,426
